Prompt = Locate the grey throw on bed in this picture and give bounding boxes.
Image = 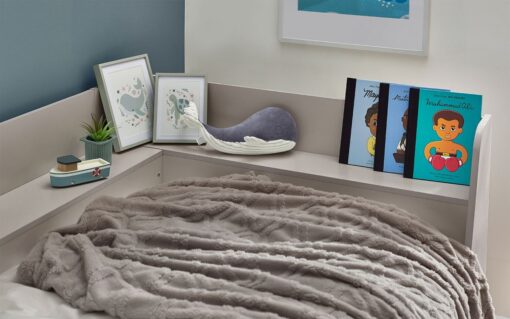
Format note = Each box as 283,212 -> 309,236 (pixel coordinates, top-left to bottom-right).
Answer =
17,173 -> 494,319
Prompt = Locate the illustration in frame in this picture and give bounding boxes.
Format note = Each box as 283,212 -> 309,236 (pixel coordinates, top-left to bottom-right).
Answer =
94,54 -> 154,152
153,74 -> 207,143
280,0 -> 430,55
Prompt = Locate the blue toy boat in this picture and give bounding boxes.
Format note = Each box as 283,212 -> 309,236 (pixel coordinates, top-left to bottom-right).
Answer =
50,158 -> 111,188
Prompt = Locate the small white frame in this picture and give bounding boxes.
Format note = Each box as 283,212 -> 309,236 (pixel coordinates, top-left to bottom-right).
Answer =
279,0 -> 430,55
153,73 -> 207,144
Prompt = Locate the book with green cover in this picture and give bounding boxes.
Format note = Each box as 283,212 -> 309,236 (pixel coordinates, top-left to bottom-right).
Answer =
404,89 -> 482,185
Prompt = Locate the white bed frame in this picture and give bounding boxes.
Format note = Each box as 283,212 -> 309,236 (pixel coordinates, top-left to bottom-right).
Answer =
0,84 -> 492,276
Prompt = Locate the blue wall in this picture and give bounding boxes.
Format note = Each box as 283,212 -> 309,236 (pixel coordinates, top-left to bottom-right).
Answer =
0,0 -> 185,122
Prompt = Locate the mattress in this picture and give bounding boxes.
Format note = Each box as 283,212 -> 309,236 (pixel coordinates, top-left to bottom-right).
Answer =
13,173 -> 495,318
0,267 -> 113,319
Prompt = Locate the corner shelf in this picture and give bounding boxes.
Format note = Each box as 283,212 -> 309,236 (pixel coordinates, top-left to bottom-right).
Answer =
147,144 -> 469,205
0,147 -> 162,245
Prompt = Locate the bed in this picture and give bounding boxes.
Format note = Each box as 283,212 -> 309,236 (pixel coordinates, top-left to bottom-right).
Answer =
1,173 -> 494,319
0,84 -> 496,317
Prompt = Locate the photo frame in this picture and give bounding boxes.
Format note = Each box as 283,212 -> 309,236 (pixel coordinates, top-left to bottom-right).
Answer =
93,54 -> 154,152
279,0 -> 430,55
153,74 -> 207,143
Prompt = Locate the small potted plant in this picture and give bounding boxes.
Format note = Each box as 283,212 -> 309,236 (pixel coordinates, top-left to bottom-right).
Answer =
80,114 -> 116,163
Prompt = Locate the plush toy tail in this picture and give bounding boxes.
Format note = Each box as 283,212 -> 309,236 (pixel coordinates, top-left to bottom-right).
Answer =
181,101 -> 208,145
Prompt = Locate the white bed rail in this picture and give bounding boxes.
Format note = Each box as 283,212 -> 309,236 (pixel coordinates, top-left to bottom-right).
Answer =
466,114 -> 492,271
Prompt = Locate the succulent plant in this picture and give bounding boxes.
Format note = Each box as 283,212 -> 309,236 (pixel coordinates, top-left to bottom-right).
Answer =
81,114 -> 114,142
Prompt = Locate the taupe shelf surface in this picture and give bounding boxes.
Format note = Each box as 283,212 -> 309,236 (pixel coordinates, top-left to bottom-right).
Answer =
0,147 -> 161,244
0,144 -> 470,244
148,144 -> 469,205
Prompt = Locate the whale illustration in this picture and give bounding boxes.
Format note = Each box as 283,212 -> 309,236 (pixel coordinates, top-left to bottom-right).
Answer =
181,102 -> 297,155
119,78 -> 146,116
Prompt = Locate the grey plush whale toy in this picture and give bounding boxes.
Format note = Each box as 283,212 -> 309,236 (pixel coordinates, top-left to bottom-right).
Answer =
181,102 -> 297,155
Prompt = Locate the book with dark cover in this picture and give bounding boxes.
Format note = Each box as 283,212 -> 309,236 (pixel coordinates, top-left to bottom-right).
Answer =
339,78 -> 380,168
374,83 -> 411,174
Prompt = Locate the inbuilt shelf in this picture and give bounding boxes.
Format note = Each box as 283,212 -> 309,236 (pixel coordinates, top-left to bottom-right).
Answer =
147,144 -> 469,205
0,147 -> 162,245
0,144 -> 470,246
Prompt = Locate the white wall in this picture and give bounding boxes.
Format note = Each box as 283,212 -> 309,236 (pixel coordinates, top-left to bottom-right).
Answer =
185,0 -> 510,315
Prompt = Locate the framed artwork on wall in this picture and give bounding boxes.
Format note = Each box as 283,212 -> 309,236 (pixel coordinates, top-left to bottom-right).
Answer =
94,54 -> 154,152
153,74 -> 207,143
279,0 -> 430,55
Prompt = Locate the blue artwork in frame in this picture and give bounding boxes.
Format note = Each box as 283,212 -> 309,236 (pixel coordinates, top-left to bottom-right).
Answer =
298,0 -> 410,20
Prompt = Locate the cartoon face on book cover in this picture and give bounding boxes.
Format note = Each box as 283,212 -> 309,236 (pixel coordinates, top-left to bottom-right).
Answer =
383,84 -> 410,173
347,80 -> 380,167
413,90 -> 482,185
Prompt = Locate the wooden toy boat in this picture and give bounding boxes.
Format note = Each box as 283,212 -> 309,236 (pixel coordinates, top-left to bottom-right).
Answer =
50,158 -> 111,188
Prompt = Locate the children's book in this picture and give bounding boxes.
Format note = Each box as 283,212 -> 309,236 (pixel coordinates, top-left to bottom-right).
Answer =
375,85 -> 450,174
404,89 -> 482,185
374,83 -> 411,174
339,78 -> 380,168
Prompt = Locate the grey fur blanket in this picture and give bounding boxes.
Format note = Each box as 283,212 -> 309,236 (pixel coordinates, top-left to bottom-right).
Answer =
17,173 -> 494,319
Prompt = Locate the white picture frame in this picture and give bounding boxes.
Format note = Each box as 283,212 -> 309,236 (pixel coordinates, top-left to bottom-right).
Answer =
153,73 -> 207,143
93,54 -> 154,152
279,0 -> 430,55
